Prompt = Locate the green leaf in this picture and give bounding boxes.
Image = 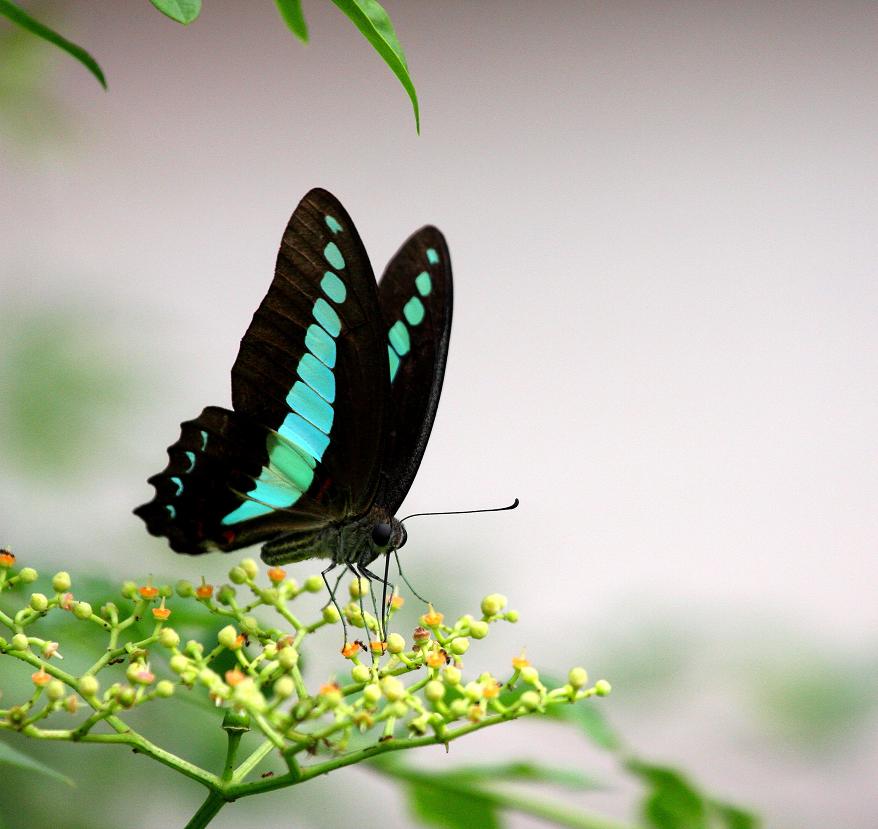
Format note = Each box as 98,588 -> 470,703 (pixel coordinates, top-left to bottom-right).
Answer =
330,0 -> 419,132
0,740 -> 73,786
148,0 -> 202,25
710,802 -> 761,829
408,778 -> 501,829
627,760 -> 707,829
443,760 -> 601,791
0,0 -> 105,88
275,0 -> 308,42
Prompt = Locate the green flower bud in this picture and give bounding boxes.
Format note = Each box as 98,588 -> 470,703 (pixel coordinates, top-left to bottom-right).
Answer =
449,698 -> 469,718
185,640 -> 204,657
425,680 -> 445,702
117,686 -> 137,707
262,642 -> 278,658
594,679 -> 612,696
409,714 -> 429,734
349,577 -> 369,599
274,676 -> 295,699
228,566 -> 248,584
388,700 -> 408,718
469,620 -> 489,639
18,567 -> 38,584
155,680 -> 175,698
51,572 -> 71,592
175,579 -> 195,598
46,680 -> 66,701
504,610 -> 520,623
11,633 -> 29,651
304,575 -> 323,593
278,647 -> 299,670
387,633 -> 406,654
121,580 -> 138,599
127,663 -> 155,685
344,603 -> 365,627
480,593 -> 507,617
519,690 -> 541,711
241,615 -> 259,634
218,625 -> 241,649
443,666 -> 462,685
464,681 -> 483,701
158,584 -> 173,598
217,584 -> 237,605
159,627 -> 181,649
449,637 -> 470,656
520,666 -> 540,685
351,664 -> 371,683
29,593 -> 48,612
79,675 -> 99,697
568,667 -> 589,689
198,667 -> 220,688
363,683 -> 382,705
380,676 -> 406,702
73,601 -> 93,620
240,558 -> 259,579
169,654 -> 190,674
322,604 -> 341,624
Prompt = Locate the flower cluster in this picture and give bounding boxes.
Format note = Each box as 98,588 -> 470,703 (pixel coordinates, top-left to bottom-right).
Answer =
0,547 -> 609,773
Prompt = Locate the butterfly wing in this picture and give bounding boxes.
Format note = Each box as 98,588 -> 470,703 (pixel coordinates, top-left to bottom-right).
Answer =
135,189 -> 389,554
376,227 -> 453,512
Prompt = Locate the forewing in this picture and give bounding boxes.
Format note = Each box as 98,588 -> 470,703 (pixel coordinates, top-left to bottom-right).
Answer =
377,227 -> 452,511
135,188 -> 389,554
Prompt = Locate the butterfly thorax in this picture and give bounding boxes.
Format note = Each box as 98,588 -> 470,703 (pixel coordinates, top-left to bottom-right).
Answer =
261,508 -> 406,567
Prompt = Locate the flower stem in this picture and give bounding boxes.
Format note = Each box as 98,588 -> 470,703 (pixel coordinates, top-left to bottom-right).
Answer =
184,789 -> 227,829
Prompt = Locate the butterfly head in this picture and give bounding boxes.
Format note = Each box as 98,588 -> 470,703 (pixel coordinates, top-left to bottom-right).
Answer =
369,516 -> 407,554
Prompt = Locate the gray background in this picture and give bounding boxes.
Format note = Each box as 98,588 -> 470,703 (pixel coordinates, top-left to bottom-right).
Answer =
1,2 -> 876,827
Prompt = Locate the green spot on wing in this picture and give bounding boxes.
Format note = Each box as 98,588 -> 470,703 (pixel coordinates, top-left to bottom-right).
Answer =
325,214 -> 343,234
415,271 -> 432,296
388,320 -> 410,355
388,344 -> 400,382
323,241 -> 345,270
320,271 -> 347,303
403,296 -> 425,326
426,247 -> 439,265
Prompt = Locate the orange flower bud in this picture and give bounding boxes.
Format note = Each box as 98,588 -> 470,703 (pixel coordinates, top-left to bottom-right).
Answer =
195,582 -> 214,599
341,642 -> 361,659
369,640 -> 387,655
225,668 -> 246,686
481,681 -> 501,699
425,650 -> 446,669
152,600 -> 171,621
319,681 -> 340,697
267,566 -> 286,584
139,585 -> 159,599
31,668 -> 51,686
0,549 -> 16,567
390,594 -> 405,609
512,652 -> 530,670
421,605 -> 444,627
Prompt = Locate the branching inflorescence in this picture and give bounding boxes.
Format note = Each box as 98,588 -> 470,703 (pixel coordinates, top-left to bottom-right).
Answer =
0,548 -> 609,828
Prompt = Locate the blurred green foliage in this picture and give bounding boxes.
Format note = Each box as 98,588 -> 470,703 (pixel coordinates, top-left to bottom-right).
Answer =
0,307 -> 131,476
0,0 -> 420,130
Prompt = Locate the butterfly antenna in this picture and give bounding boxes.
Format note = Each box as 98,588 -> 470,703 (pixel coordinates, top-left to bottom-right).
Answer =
400,497 -> 519,523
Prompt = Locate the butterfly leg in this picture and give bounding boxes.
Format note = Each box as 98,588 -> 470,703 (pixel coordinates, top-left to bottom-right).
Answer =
321,562 -> 348,647
357,560 -> 397,642
349,563 -> 378,659
393,549 -> 430,604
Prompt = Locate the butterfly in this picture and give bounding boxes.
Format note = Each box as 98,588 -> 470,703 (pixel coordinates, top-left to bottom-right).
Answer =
134,188 -> 452,597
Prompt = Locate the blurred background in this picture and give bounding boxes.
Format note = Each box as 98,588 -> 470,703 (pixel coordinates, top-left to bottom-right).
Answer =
1,1 -> 877,827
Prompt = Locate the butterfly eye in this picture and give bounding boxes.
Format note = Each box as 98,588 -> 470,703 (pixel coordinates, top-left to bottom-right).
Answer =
371,522 -> 393,547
